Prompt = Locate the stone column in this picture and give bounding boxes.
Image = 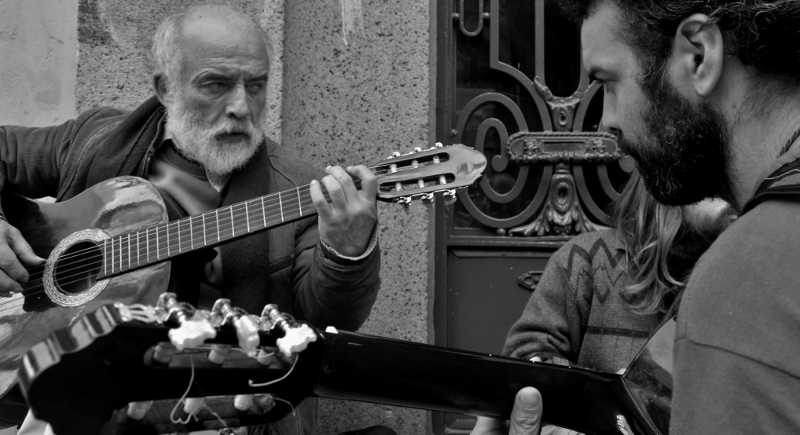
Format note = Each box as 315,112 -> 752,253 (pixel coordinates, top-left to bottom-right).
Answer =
283,0 -> 433,433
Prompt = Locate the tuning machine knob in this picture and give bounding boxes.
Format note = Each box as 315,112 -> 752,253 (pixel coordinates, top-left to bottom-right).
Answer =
396,196 -> 412,209
261,304 -> 316,356
421,192 -> 435,206
443,189 -> 458,206
213,298 -> 259,354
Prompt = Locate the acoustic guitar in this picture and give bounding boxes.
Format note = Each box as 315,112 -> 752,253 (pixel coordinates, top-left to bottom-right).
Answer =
0,143 -> 487,425
18,296 -> 674,435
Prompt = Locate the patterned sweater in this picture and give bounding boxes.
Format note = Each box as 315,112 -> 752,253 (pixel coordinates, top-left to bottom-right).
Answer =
503,229 -> 663,373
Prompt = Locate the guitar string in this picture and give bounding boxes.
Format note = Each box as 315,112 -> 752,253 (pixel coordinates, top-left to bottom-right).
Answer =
0,196 -> 320,311
14,193 -> 316,291
20,187 -> 318,281
0,180 -> 435,311
19,184 -> 340,284
0,156 -> 452,311
0,196 -> 321,311
18,159 -> 449,285
21,159 -> 437,276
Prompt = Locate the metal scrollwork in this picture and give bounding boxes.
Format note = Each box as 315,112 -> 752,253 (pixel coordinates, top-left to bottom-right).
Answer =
507,131 -> 622,165
509,164 -> 607,237
449,0 -> 630,237
457,0 -> 486,37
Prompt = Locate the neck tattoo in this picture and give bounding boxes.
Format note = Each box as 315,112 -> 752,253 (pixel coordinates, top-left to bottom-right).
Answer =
778,125 -> 800,157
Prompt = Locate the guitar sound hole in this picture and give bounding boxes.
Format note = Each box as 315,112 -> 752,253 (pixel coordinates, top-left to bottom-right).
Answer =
54,242 -> 103,294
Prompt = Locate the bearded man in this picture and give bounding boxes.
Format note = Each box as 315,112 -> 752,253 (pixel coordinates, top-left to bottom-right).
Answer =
473,1 -> 800,434
0,4 -> 381,434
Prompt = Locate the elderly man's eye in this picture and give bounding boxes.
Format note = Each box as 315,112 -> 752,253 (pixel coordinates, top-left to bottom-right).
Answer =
204,82 -> 226,91
247,82 -> 265,93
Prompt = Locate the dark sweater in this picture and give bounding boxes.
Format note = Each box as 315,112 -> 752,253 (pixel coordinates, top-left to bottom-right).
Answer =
503,227 -> 708,373
504,230 -> 660,373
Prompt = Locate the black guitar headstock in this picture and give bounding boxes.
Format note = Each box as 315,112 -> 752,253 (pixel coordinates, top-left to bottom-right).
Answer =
19,295 -> 327,435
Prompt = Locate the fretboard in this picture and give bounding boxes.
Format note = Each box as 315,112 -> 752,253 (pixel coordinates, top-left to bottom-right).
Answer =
99,185 -> 317,279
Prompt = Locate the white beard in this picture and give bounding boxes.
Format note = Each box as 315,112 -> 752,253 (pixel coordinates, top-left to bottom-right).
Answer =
165,96 -> 267,176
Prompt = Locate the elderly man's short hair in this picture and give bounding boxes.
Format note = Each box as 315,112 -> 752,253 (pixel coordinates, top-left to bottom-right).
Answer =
150,4 -> 274,92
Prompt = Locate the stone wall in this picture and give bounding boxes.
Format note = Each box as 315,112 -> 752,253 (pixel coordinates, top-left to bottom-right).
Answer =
283,2 -> 432,433
0,0 -> 78,126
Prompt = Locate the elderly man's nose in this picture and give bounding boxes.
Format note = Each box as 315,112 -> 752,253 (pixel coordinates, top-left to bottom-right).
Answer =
226,85 -> 250,119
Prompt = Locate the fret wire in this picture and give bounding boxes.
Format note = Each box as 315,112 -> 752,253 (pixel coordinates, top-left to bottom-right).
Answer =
127,234 -> 131,270
135,232 -> 139,267
157,225 -> 161,260
146,228 -> 150,263
279,191 -> 284,222
177,220 -> 182,254
215,209 -> 220,242
229,206 -> 235,238
245,201 -> 250,233
202,213 -> 207,246
104,240 -> 108,276
118,236 -> 123,272
261,196 -> 268,227
296,186 -> 302,216
190,216 -> 194,250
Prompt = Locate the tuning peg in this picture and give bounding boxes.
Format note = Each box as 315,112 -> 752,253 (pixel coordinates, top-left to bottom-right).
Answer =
157,292 -> 194,324
414,147 -> 423,153
444,189 -> 458,206
213,299 -> 259,353
421,192 -> 435,206
396,196 -> 412,209
435,142 -> 444,148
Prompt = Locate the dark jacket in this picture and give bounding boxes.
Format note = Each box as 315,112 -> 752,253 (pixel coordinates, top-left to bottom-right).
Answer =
0,96 -> 380,330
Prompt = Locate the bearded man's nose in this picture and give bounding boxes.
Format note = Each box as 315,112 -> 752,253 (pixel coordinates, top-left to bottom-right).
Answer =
225,85 -> 251,120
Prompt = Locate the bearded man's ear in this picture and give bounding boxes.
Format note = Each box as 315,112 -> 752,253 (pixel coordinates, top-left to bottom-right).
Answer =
672,13 -> 724,99
153,74 -> 170,106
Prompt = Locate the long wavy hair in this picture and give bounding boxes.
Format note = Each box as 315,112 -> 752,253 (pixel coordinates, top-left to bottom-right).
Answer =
612,171 -> 685,315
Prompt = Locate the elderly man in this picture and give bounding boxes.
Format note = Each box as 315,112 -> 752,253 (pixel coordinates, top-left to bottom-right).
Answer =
2,4 -> 381,434
477,1 -> 800,434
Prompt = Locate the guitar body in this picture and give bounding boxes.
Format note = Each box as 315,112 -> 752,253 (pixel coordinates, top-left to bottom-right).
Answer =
0,176 -> 171,422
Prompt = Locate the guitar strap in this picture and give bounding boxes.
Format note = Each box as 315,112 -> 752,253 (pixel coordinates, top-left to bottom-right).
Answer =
742,158 -> 800,214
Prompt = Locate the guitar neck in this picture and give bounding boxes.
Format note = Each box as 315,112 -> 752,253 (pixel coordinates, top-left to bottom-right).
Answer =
315,331 -> 653,435
93,142 -> 489,279
98,183 -> 325,279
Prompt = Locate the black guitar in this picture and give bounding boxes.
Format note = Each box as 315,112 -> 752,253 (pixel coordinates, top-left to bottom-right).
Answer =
18,297 -> 674,435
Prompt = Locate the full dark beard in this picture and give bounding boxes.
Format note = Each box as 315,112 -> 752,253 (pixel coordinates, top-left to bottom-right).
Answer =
618,79 -> 733,206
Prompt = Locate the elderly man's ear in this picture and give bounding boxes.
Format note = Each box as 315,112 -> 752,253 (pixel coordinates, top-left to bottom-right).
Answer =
153,74 -> 170,106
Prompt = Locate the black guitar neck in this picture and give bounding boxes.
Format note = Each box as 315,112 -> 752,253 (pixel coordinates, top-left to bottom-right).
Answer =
317,330 -> 651,435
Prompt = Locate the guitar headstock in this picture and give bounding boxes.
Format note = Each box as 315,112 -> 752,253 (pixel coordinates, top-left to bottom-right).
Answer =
19,296 -> 327,435
372,143 -> 486,205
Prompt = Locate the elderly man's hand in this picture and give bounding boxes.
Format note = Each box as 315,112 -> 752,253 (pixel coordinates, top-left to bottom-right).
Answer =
0,219 -> 45,297
471,387 -> 542,435
310,165 -> 378,257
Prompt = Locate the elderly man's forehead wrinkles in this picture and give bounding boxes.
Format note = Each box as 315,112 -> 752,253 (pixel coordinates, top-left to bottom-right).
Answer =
191,65 -> 268,82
